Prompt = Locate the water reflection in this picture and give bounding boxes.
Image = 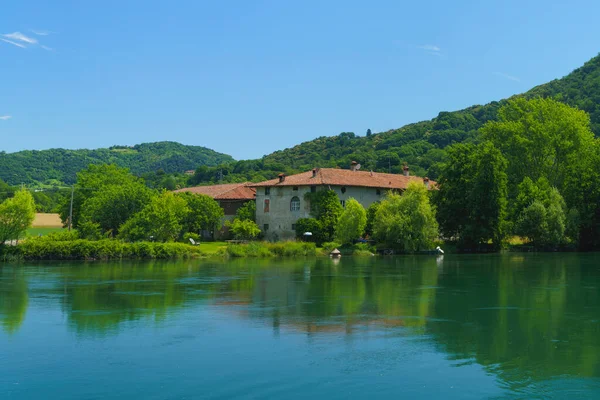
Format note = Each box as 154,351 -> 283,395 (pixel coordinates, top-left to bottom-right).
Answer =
2,254 -> 600,390
0,267 -> 28,333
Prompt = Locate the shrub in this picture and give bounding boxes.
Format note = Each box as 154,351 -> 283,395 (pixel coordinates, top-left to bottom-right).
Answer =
183,232 -> 201,243
16,237 -> 204,260
321,241 -> 342,253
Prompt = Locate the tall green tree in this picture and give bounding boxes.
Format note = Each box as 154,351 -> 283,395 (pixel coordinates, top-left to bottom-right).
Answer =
335,198 -> 367,245
59,164 -> 146,229
308,190 -> 344,243
234,201 -> 256,222
365,201 -> 381,238
119,191 -> 189,242
176,192 -> 224,235
0,189 -> 36,245
563,139 -> 600,249
373,182 -> 438,252
227,219 -> 261,240
481,97 -> 595,191
80,182 -> 153,236
512,178 -> 568,247
435,142 -> 508,248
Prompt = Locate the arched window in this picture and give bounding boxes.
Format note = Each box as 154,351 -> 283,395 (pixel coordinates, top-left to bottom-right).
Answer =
290,196 -> 300,211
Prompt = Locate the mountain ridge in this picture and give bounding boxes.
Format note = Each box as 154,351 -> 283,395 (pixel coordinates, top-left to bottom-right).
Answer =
0,141 -> 234,186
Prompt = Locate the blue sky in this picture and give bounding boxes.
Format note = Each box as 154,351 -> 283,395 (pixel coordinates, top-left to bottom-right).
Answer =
1,0 -> 599,160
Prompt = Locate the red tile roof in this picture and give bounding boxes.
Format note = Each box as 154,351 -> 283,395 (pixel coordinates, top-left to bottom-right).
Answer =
250,168 -> 435,190
174,182 -> 256,200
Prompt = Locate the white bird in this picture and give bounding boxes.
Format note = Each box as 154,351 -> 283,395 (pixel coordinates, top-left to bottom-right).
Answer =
436,246 -> 444,254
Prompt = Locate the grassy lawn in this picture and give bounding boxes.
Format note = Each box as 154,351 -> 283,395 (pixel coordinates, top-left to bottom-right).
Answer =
26,227 -> 64,237
197,241 -> 228,255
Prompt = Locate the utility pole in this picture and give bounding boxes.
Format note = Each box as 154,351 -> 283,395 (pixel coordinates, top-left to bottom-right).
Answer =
68,186 -> 74,231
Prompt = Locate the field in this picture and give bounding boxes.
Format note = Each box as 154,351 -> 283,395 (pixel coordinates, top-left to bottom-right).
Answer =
32,213 -> 63,227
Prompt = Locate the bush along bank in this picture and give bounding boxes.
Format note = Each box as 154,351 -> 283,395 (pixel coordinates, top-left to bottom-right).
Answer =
226,242 -> 317,258
6,236 -> 206,261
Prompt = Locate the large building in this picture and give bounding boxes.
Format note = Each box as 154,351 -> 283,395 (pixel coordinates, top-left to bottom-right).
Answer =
251,163 -> 433,241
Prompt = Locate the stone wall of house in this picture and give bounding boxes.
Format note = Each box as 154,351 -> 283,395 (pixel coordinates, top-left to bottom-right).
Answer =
255,184 -> 386,241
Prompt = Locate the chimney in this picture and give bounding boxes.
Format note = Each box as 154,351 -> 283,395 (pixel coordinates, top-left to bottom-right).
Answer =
350,161 -> 358,171
403,164 -> 410,177
278,173 -> 285,183
312,168 -> 317,178
423,177 -> 430,189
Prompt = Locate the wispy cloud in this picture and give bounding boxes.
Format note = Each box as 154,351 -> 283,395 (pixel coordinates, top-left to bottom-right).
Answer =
417,44 -> 444,57
1,38 -> 27,48
418,44 -> 441,52
3,32 -> 37,45
30,29 -> 53,36
1,30 -> 53,51
494,72 -> 521,82
0,115 -> 12,121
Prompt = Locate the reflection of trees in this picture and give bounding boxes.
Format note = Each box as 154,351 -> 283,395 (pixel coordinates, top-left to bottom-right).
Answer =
53,261 -> 211,334
211,257 -> 440,333
0,267 -> 28,334
6,253 -> 600,388
430,254 -> 600,383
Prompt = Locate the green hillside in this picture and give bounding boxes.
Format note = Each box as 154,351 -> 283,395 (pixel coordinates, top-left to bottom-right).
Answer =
190,53 -> 600,184
0,141 -> 234,186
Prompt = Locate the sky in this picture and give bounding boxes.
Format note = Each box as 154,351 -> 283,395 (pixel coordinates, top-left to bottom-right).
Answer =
1,0 -> 600,160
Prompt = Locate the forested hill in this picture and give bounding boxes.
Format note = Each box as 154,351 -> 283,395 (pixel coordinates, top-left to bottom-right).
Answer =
190,53 -> 600,184
0,141 -> 234,186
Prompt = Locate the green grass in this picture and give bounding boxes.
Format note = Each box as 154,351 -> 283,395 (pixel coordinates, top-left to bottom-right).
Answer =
196,241 -> 228,255
26,227 -> 64,237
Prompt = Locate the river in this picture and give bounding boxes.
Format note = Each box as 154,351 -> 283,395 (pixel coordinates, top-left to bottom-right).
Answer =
1,254 -> 600,399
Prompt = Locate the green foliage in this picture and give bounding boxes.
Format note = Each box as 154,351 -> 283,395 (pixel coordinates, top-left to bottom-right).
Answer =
0,189 -> 36,244
0,141 -> 233,186
365,201 -> 381,237
16,237 -> 203,260
183,232 -> 201,243
294,218 -> 321,241
59,164 -> 148,229
321,241 -> 342,253
481,97 -> 595,191
513,179 -> 568,248
307,190 -> 343,243
373,182 -> 438,252
435,142 -> 508,248
176,192 -> 224,235
226,241 -> 317,257
335,198 -> 367,245
227,219 -> 261,240
235,200 -> 256,222
119,191 -> 190,242
78,220 -> 102,240
81,182 -> 153,235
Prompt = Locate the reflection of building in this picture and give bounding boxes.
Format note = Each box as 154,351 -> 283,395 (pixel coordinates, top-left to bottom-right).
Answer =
174,183 -> 256,237
251,163 -> 434,241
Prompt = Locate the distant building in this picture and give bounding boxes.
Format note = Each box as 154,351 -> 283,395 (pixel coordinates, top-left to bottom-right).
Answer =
184,170 -> 196,176
251,163 -> 434,241
174,182 -> 256,238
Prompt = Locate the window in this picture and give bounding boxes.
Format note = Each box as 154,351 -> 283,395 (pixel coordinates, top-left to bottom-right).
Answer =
341,186 -> 346,194
292,224 -> 296,230
376,189 -> 381,196
264,199 -> 270,213
310,186 -> 316,193
290,196 -> 300,211
265,187 -> 270,195
340,200 -> 346,208
293,186 -> 298,191
264,224 -> 269,231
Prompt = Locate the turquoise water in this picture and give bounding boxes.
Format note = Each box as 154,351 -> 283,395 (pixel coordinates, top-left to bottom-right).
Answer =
2,254 -> 600,399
